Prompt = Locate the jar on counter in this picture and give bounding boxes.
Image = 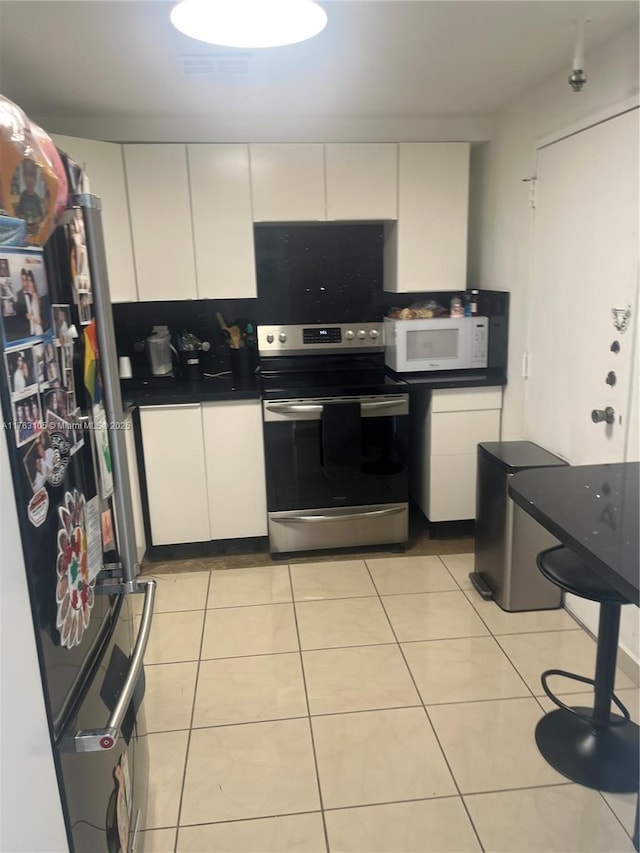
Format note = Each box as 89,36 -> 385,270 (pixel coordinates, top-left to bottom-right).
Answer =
450,296 -> 464,317
470,290 -> 479,314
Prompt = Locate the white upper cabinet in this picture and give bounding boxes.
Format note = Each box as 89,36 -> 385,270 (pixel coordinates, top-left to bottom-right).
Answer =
384,142 -> 470,292
325,143 -> 397,220
52,134 -> 138,302
123,144 -> 197,301
250,143 -> 325,221
187,144 -> 256,299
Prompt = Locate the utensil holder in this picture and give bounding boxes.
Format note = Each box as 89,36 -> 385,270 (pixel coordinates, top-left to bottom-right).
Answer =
229,347 -> 252,379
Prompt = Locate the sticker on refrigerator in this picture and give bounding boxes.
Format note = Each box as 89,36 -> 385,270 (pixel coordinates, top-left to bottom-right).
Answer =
92,402 -> 113,499
27,486 -> 49,527
22,433 -> 61,491
101,508 -> 115,552
12,389 -> 42,448
68,209 -> 92,306
0,247 -> 51,345
4,344 -> 37,398
55,488 -> 95,650
85,495 -> 102,580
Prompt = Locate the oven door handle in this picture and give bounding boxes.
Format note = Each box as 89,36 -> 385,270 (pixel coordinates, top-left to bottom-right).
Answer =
266,399 -> 404,415
275,506 -> 405,523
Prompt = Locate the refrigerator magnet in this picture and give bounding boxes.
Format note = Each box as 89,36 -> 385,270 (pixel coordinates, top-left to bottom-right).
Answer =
55,489 -> 95,650
27,486 -> 49,528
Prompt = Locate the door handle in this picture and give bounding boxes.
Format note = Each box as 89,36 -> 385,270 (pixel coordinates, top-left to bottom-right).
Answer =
591,407 -> 615,425
59,579 -> 156,753
275,506 -> 405,523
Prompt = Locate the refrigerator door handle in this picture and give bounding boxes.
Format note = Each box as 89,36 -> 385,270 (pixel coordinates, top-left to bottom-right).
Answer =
60,579 -> 156,753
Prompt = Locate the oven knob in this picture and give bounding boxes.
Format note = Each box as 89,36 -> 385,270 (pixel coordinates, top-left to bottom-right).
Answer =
345,330 -> 354,340
266,334 -> 274,344
278,332 -> 287,343
369,329 -> 379,340
357,329 -> 367,339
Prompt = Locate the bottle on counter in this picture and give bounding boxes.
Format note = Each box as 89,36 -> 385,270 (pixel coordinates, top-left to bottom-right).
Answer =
450,296 -> 464,317
470,289 -> 479,314
463,292 -> 472,317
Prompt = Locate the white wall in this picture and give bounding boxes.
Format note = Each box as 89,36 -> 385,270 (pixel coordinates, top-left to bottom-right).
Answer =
471,28 -> 639,671
0,438 -> 68,852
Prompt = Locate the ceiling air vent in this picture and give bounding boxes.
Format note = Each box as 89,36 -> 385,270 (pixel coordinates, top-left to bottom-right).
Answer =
180,53 -> 253,77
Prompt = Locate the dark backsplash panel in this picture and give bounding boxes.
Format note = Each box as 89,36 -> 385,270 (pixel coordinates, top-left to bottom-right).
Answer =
255,222 -> 387,324
112,298 -> 258,378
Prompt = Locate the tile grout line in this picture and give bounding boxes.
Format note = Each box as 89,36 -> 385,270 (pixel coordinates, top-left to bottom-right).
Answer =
288,563 -> 331,853
171,570 -> 213,853
363,556 -> 488,853
598,790 -> 636,843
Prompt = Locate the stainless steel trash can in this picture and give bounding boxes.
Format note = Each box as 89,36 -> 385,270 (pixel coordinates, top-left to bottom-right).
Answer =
471,441 -> 567,611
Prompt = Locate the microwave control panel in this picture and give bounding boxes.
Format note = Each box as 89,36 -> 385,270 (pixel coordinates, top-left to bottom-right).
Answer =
471,318 -> 489,367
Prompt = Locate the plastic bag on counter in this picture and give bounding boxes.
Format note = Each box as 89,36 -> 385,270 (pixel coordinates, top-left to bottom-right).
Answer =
386,300 -> 447,319
0,94 -> 66,245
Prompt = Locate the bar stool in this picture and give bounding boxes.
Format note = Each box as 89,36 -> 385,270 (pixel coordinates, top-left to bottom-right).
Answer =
534,545 -> 639,793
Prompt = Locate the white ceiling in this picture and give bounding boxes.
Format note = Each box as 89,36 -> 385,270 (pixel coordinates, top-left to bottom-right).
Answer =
0,0 -> 637,141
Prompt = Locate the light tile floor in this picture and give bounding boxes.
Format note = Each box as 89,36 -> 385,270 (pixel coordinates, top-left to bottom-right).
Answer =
138,553 -> 638,853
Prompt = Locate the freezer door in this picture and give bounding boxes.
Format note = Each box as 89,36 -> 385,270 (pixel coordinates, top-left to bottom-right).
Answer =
57,595 -> 149,853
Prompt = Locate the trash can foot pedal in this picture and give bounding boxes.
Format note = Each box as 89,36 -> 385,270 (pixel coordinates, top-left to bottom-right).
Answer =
469,572 -> 494,600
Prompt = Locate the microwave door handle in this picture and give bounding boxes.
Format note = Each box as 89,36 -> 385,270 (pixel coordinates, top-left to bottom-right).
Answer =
60,579 -> 156,753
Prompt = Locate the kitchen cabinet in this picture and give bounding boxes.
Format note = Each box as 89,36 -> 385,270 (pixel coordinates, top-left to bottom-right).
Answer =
139,405 -> 210,545
202,400 -> 267,538
411,387 -> 502,522
139,401 -> 267,546
384,142 -> 470,292
250,143 -> 325,221
187,144 -> 257,299
123,144 -> 197,301
52,134 -> 138,302
325,143 -> 397,220
123,412 -> 146,563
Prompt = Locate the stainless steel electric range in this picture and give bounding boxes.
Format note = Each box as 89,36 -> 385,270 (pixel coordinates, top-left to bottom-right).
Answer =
258,323 -> 409,556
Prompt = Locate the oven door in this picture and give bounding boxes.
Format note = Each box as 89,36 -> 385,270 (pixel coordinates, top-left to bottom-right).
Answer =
263,394 -> 409,553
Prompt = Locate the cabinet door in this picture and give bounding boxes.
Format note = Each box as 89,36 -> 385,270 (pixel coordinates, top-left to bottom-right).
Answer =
139,405 -> 210,545
384,142 -> 470,292
202,400 -> 267,539
250,144 -> 325,221
325,143 -> 397,220
52,135 -> 138,302
188,144 -> 256,299
123,145 -> 197,300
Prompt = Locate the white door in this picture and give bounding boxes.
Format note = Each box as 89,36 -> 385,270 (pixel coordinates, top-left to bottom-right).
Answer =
526,107 -> 639,466
526,107 -> 639,651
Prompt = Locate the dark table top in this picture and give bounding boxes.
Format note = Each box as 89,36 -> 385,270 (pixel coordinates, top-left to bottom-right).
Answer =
509,462 -> 639,606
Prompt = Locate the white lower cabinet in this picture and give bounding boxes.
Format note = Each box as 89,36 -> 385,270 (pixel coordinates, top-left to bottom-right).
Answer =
411,387 -> 502,522
139,405 -> 210,546
139,401 -> 267,546
202,400 -> 267,539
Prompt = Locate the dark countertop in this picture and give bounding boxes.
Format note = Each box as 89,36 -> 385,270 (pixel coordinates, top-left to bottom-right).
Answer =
389,367 -> 507,391
122,367 -> 506,407
509,462 -> 639,606
120,374 -> 262,408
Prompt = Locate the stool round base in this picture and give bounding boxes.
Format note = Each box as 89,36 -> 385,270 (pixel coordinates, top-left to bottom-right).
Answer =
535,708 -> 639,793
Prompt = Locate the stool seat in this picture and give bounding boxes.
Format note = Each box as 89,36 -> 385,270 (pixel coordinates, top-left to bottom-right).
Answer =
537,545 -> 629,604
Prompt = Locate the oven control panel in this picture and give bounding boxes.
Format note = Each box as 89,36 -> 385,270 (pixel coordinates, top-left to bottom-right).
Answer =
258,323 -> 385,356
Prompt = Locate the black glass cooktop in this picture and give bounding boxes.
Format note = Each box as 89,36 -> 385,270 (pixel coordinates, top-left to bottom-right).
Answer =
260,367 -> 407,400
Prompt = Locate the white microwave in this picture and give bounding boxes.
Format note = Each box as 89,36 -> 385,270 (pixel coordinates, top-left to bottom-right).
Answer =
384,316 -> 489,372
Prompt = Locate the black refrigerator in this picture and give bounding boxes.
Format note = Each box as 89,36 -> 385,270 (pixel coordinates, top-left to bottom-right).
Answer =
0,190 -> 155,852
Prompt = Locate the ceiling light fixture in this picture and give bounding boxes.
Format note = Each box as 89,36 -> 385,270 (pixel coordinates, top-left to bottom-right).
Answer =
170,0 -> 327,49
569,19 -> 588,93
